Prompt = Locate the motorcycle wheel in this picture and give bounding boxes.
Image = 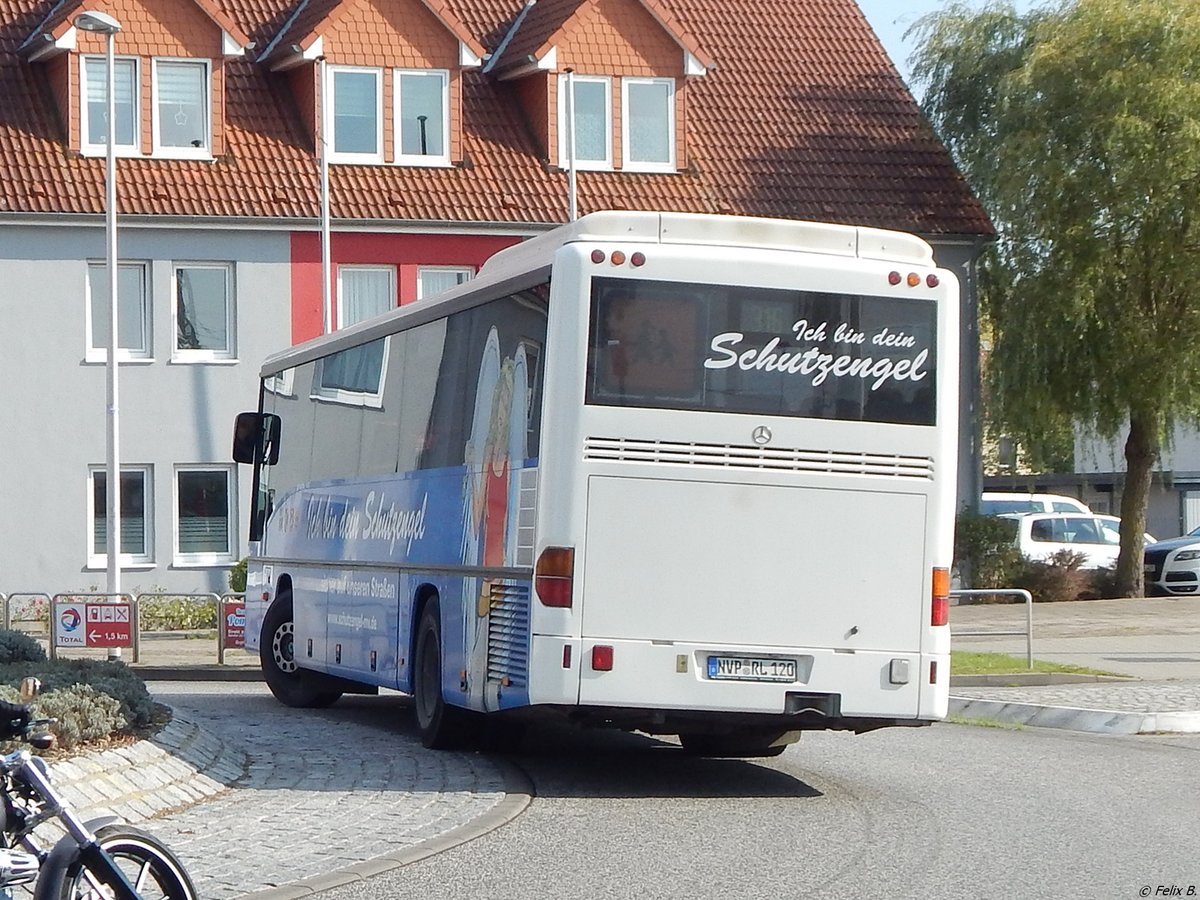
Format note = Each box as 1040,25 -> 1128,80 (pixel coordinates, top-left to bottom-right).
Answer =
57,824 -> 198,900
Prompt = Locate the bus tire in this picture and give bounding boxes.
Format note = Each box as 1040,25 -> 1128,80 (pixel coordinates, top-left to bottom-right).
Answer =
261,596 -> 342,709
413,599 -> 478,749
678,731 -> 792,758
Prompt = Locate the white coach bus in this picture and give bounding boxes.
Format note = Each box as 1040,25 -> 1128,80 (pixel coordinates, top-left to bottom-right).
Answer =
233,211 -> 959,757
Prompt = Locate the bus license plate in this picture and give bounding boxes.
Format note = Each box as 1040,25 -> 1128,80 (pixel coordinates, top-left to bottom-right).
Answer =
707,655 -> 796,683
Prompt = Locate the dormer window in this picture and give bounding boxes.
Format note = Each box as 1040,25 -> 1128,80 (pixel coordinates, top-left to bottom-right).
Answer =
81,56 -> 139,154
325,66 -> 453,166
558,75 -> 612,170
395,69 -> 449,165
153,59 -> 211,157
330,66 -> 383,162
623,77 -> 675,171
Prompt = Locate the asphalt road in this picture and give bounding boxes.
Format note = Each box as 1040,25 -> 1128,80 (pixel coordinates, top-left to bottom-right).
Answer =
145,683 -> 1200,900
315,720 -> 1200,900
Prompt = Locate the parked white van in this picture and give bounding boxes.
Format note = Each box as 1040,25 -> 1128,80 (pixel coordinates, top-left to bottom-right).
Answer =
980,492 -> 1091,516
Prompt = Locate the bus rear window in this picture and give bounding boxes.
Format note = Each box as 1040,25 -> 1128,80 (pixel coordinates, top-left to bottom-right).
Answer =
586,277 -> 937,425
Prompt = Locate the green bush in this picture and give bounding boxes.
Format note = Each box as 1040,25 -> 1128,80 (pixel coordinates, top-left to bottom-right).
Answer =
0,658 -> 155,730
0,630 -> 47,665
137,594 -> 218,631
228,558 -> 248,593
954,510 -> 1025,591
33,685 -> 124,750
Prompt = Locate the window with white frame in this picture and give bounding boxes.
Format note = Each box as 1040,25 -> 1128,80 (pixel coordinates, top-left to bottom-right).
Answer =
623,78 -> 675,171
175,467 -> 235,564
81,56 -> 139,154
153,59 -> 210,156
558,75 -> 611,170
417,266 -> 472,299
89,467 -> 153,567
337,265 -> 395,327
175,263 -> 235,360
395,69 -> 450,165
317,266 -> 392,406
87,262 -> 151,360
330,67 -> 383,162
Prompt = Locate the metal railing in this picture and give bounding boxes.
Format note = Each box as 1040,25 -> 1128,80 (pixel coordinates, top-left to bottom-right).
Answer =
951,588 -> 1034,667
1,591 -> 250,666
1,592 -> 51,633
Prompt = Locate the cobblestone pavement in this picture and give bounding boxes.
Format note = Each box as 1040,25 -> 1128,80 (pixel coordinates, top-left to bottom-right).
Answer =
50,683 -> 527,900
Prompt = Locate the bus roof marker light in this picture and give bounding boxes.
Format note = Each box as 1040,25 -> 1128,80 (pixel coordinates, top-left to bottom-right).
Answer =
591,249 -> 606,264
610,250 -> 626,266
631,251 -> 646,267
888,271 -> 902,286
906,272 -> 921,287
926,273 -> 940,288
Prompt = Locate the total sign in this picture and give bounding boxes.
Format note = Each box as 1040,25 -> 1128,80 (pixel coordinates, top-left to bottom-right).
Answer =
54,602 -> 133,648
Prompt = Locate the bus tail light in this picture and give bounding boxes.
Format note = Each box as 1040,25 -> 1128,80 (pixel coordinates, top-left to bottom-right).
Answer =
536,546 -> 575,608
931,567 -> 950,626
591,645 -> 614,671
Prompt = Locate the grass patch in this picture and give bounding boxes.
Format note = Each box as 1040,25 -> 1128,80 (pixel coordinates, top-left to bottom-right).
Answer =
951,650 -> 1119,677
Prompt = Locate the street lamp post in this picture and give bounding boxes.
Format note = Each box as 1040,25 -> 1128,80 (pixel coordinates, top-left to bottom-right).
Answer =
75,11 -> 123,658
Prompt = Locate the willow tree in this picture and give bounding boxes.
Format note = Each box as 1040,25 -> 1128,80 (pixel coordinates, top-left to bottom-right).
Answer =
911,0 -> 1200,595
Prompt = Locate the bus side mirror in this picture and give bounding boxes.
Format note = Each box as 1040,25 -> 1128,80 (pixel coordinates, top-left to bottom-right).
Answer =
233,412 -> 281,465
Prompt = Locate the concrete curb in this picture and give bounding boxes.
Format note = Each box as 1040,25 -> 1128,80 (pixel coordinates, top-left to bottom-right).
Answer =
949,696 -> 1200,734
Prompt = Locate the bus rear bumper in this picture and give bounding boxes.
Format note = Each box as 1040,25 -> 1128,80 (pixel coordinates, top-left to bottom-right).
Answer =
528,635 -> 947,731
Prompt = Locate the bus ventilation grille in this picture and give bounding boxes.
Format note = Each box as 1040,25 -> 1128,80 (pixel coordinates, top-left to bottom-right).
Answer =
583,438 -> 934,480
487,581 -> 530,687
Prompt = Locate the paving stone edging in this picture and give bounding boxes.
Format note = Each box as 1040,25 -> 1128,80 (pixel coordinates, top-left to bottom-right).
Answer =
41,712 -> 245,840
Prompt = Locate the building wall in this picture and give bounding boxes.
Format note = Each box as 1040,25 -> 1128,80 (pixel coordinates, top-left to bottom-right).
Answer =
0,224 -> 290,597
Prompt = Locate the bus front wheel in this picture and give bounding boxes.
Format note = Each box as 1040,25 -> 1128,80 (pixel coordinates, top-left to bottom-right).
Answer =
413,600 -> 477,749
260,597 -> 342,708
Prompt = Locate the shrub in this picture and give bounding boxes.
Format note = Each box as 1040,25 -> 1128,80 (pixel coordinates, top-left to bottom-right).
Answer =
137,594 -> 218,631
228,557 -> 248,593
1012,549 -> 1093,602
0,630 -> 47,665
34,684 -> 125,750
954,511 -> 1025,591
0,659 -> 155,730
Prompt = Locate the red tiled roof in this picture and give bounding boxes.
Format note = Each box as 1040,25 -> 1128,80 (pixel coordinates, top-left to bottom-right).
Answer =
0,0 -> 994,235
22,0 -> 252,52
488,0 -> 711,77
259,0 -> 486,67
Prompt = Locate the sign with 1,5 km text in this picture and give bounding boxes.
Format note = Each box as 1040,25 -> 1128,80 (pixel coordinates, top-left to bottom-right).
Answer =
54,602 -> 133,648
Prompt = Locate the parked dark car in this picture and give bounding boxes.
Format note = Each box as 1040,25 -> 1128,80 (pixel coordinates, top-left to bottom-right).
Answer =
1144,527 -> 1200,596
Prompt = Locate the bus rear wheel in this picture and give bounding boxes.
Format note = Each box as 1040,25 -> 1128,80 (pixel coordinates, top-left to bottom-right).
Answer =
413,599 -> 478,749
261,596 -> 342,708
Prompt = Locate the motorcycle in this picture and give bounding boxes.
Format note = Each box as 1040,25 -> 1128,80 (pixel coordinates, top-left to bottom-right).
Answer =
0,679 -> 197,900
